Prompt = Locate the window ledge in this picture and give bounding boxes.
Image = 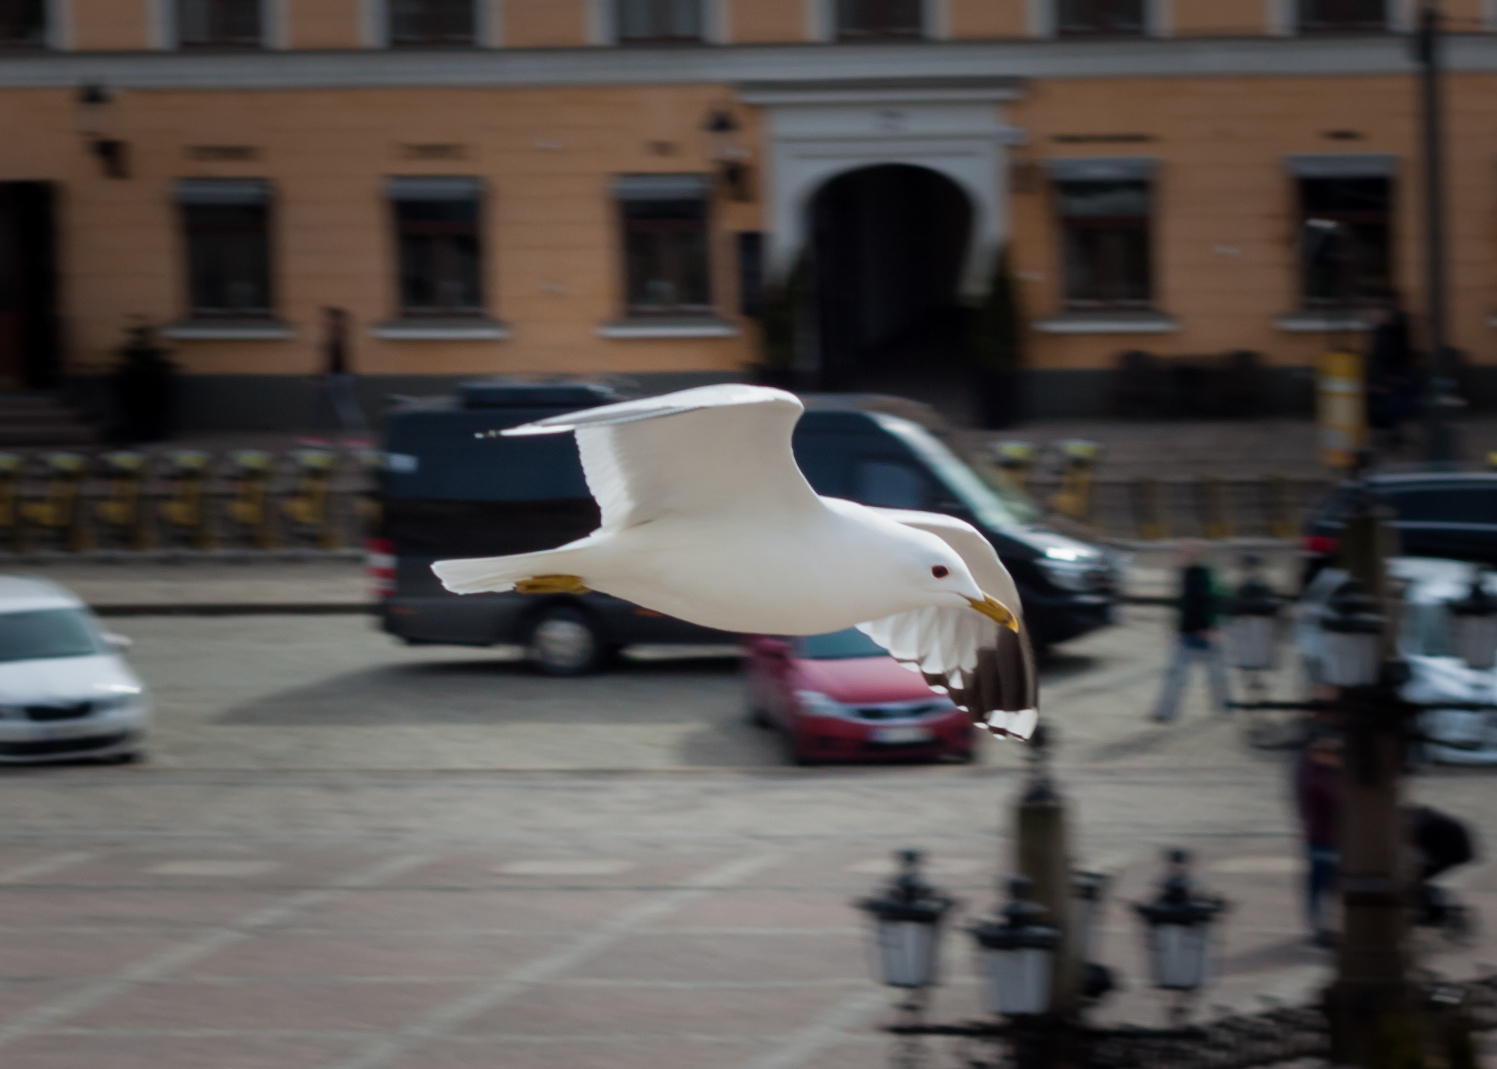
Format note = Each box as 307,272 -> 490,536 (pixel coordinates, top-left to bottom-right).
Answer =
370,318 -> 511,341
1033,311 -> 1179,335
161,319 -> 294,341
1275,312 -> 1374,332
596,316 -> 740,339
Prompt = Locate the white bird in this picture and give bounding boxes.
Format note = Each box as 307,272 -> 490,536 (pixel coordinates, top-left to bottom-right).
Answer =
431,384 -> 1038,738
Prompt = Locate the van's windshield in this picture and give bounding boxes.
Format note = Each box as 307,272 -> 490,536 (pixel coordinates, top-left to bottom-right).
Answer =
872,415 -> 1036,529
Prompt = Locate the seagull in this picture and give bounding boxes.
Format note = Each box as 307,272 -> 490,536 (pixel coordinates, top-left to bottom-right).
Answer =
431,384 -> 1038,738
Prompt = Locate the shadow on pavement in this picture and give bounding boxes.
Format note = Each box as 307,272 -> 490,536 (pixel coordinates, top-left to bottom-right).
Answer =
218,654 -> 745,726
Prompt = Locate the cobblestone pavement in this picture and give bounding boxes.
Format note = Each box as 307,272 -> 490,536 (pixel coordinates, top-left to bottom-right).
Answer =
0,609 -> 1493,1067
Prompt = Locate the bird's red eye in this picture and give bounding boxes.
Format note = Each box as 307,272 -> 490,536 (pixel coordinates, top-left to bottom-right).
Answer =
932,566 -> 949,579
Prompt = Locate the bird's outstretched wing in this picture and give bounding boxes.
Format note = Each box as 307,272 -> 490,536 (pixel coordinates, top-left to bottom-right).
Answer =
856,509 -> 1038,740
501,384 -> 818,531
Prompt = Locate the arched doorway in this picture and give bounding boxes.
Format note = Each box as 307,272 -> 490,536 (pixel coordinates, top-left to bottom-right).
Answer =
809,164 -> 974,411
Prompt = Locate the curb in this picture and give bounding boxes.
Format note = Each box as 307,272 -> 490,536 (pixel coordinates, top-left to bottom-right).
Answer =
93,602 -> 376,617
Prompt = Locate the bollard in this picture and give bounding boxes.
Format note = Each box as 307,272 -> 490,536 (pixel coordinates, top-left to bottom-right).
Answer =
353,448 -> 383,538
158,450 -> 215,549
0,452 -> 21,552
280,448 -> 339,549
1193,476 -> 1233,540
226,450 -> 278,549
1048,440 -> 1103,524
20,452 -> 91,551
1263,475 -> 1297,539
94,451 -> 152,550
1129,477 -> 1169,541
989,440 -> 1038,493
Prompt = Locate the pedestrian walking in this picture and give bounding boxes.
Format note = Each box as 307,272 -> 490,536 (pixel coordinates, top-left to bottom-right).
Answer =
308,306 -> 370,447
1150,539 -> 1230,722
1296,732 -> 1342,947
1367,290 -> 1417,450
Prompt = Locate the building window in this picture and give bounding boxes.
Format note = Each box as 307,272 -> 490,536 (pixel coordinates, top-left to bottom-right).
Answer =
1299,177 -> 1391,307
388,177 -> 483,317
1057,179 -> 1152,309
178,179 -> 274,318
389,0 -> 475,46
616,175 -> 713,317
617,0 -> 702,42
836,0 -> 923,40
1057,0 -> 1144,36
177,0 -> 262,48
0,0 -> 46,48
1298,0 -> 1386,32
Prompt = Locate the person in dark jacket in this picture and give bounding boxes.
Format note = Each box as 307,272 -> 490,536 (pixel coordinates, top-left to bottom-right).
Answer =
308,306 -> 370,446
1150,540 -> 1229,722
1296,733 -> 1342,947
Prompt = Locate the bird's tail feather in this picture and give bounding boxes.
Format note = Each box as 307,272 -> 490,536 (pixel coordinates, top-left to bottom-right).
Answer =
432,547 -> 583,595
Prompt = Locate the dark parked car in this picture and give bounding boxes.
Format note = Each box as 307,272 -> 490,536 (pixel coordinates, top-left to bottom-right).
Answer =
744,629 -> 974,765
1303,471 -> 1497,582
370,382 -> 1119,673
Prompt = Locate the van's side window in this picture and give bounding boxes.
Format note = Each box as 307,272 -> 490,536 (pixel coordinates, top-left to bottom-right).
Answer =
854,460 -> 929,509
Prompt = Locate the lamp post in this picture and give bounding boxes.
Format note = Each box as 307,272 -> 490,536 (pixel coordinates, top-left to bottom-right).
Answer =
856,849 -> 955,992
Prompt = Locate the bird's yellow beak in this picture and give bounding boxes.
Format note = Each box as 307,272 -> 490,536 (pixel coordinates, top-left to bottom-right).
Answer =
967,594 -> 1020,632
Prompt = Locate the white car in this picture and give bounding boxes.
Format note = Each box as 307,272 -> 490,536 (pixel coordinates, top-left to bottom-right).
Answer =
0,576 -> 149,763
1295,557 -> 1497,765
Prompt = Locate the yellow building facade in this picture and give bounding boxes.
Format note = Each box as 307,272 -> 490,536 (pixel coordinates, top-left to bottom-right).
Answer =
1,0 -> 1496,426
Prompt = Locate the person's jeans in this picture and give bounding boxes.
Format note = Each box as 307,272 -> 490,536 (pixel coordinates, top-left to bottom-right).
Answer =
314,373 -> 369,438
1306,846 -> 1340,932
1151,632 -> 1230,722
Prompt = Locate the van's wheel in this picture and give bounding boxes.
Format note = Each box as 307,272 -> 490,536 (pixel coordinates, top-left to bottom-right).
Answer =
528,606 -> 608,677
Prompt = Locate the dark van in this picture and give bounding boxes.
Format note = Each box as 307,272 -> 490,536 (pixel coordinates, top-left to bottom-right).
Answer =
370,383 -> 1118,673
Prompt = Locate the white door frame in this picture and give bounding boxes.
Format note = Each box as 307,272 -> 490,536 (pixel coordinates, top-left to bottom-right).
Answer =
740,83 -> 1024,297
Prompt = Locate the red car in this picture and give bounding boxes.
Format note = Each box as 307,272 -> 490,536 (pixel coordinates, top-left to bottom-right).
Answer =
744,629 -> 975,765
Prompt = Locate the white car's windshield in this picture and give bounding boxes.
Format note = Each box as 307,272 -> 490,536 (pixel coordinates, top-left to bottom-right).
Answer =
0,608 -> 105,664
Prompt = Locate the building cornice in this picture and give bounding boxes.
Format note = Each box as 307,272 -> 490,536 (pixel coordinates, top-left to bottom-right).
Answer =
3,34 -> 1497,92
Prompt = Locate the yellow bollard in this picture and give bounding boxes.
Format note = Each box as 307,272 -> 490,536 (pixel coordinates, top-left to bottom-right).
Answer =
226,450 -> 278,549
1048,439 -> 1103,524
1130,477 -> 1169,541
353,449 -> 383,539
280,448 -> 339,549
94,451 -> 152,549
1194,476 -> 1234,540
988,440 -> 1037,493
1263,475 -> 1297,539
158,450 -> 215,549
0,453 -> 22,552
20,452 -> 91,551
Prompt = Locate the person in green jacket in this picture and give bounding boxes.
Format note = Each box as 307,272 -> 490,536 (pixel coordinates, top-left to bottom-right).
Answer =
1151,539 -> 1230,722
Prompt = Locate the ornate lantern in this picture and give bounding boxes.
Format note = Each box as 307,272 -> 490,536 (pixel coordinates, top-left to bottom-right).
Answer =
1448,572 -> 1497,672
970,876 -> 1060,1017
856,849 -> 954,990
1134,849 -> 1225,992
1320,580 -> 1385,687
1226,561 -> 1281,671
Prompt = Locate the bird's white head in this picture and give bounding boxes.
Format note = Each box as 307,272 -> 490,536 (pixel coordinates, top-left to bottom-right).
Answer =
898,527 -> 1020,632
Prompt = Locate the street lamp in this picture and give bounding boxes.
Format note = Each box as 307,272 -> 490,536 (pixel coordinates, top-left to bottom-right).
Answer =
1226,558 -> 1282,673
856,849 -> 955,990
1134,849 -> 1224,996
970,875 -> 1060,1017
1320,579 -> 1385,687
75,83 -> 129,179
703,108 -> 752,202
1448,571 -> 1497,671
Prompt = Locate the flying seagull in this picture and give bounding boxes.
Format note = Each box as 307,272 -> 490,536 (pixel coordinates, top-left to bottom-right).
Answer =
431,384 -> 1038,738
